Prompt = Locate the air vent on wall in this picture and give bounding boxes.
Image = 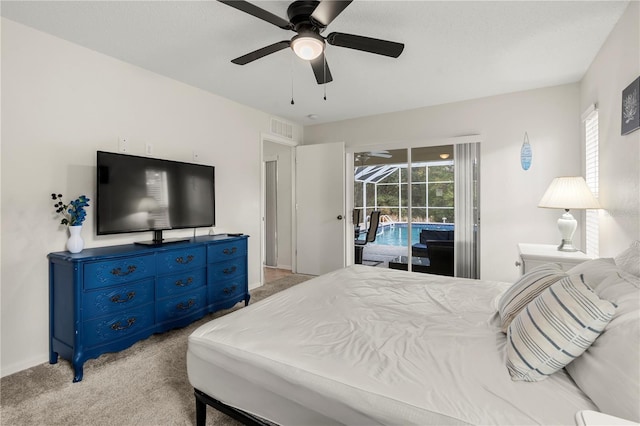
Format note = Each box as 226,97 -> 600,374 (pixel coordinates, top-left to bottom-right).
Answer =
270,117 -> 294,140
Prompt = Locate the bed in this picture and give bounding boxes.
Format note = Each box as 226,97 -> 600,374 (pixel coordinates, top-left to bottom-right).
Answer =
187,242 -> 640,425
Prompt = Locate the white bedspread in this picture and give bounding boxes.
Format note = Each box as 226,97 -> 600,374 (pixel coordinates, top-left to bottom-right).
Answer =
188,265 -> 597,425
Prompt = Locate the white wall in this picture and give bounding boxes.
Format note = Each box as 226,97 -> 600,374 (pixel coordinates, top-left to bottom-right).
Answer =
305,83 -> 583,282
0,18 -> 301,376
580,0 -> 640,257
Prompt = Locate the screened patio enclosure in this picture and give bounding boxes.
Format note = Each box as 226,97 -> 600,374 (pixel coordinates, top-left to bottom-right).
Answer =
354,161 -> 454,224
353,143 -> 480,278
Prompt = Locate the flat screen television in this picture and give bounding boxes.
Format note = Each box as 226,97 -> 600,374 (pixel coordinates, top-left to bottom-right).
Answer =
97,151 -> 215,245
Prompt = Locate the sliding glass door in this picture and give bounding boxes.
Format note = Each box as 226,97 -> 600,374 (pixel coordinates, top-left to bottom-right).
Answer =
353,143 -> 480,278
354,149 -> 406,266
408,146 -> 456,276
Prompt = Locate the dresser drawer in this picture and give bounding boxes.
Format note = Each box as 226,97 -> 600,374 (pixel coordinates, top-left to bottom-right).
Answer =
83,304 -> 154,347
207,240 -> 247,263
208,276 -> 247,303
84,255 -> 156,290
208,258 -> 246,282
157,247 -> 206,275
157,267 -> 206,299
155,287 -> 206,322
83,278 -> 154,320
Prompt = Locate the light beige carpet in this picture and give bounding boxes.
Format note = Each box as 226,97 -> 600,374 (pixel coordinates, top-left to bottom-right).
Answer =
0,274 -> 313,426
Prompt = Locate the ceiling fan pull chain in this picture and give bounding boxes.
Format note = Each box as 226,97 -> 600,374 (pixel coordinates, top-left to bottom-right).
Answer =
323,53 -> 327,101
291,53 -> 295,105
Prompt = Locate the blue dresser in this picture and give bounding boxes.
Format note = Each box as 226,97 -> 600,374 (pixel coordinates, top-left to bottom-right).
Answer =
48,234 -> 249,382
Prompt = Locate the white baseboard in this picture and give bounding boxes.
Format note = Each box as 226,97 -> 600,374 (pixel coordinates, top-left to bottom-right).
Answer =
1,354 -> 49,378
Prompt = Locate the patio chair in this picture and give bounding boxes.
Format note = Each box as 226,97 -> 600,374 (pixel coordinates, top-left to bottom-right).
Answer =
354,211 -> 381,264
353,209 -> 362,239
411,228 -> 455,258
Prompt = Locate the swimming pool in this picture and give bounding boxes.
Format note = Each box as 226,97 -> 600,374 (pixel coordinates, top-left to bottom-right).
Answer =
372,223 -> 454,247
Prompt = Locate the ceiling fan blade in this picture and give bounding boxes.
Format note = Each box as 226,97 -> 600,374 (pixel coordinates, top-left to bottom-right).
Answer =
370,151 -> 392,158
231,41 -> 291,65
310,54 -> 333,84
310,0 -> 353,27
218,0 -> 293,30
327,32 -> 404,58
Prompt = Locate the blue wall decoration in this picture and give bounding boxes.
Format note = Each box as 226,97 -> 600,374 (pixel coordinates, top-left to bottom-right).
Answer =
520,132 -> 532,170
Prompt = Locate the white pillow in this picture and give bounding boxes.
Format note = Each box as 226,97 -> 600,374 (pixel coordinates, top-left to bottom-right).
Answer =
506,274 -> 616,382
566,258 -> 618,291
565,272 -> 640,422
498,263 -> 566,332
614,240 -> 640,277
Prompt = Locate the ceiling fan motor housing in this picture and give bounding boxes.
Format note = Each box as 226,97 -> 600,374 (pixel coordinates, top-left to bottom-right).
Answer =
288,0 -> 324,32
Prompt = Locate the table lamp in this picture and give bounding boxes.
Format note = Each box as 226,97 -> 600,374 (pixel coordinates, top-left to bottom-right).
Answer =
538,176 -> 600,252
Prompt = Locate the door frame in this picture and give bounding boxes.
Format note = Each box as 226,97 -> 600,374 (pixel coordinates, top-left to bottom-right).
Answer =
260,133 -> 298,286
263,156 -> 278,268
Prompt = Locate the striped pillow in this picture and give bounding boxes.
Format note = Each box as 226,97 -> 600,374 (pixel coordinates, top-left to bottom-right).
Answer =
498,263 -> 566,332
506,274 -> 616,382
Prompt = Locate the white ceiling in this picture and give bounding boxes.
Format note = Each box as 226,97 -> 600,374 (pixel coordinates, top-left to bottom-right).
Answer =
1,1 -> 629,125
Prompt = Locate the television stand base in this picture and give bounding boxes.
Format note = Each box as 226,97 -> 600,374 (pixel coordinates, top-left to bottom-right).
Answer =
134,230 -> 191,246
134,237 -> 190,246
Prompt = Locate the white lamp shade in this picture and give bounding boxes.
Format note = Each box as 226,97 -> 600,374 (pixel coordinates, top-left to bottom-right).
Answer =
538,176 -> 600,210
291,34 -> 324,60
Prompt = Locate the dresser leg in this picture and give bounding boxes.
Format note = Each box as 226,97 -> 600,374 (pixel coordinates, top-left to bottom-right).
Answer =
72,363 -> 84,383
244,294 -> 251,306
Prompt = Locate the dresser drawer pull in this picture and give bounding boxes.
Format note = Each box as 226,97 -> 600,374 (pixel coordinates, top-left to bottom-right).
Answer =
175,255 -> 194,265
111,318 -> 136,331
222,247 -> 237,255
111,265 -> 137,277
176,299 -> 196,310
223,285 -> 237,295
175,277 -> 194,287
110,292 -> 136,303
223,266 -> 237,275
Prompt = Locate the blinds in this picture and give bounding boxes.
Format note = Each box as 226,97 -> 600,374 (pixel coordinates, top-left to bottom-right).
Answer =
583,105 -> 599,257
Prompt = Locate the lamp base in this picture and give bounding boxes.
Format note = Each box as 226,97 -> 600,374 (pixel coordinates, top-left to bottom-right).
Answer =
557,240 -> 578,252
556,210 -> 578,252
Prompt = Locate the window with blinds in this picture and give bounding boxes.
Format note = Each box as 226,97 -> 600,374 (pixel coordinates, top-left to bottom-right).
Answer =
583,106 -> 599,257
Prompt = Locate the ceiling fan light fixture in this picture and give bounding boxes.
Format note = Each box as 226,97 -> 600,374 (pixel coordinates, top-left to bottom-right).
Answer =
291,33 -> 324,60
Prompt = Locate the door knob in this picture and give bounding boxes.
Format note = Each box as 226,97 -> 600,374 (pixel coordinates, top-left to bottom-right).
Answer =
337,215 -> 343,220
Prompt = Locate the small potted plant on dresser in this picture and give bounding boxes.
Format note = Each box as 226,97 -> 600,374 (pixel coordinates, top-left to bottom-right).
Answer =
51,193 -> 90,253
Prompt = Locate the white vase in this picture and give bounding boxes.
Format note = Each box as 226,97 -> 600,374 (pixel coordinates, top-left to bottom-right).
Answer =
67,225 -> 84,254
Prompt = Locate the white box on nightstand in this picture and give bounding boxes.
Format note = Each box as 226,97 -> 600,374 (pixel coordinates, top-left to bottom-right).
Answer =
575,410 -> 639,426
517,243 -> 593,275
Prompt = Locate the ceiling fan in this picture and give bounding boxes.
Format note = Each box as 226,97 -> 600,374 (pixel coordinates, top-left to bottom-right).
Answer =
355,150 -> 393,165
218,0 -> 405,84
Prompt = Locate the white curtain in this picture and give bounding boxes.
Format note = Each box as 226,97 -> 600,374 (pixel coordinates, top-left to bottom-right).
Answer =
454,143 -> 480,278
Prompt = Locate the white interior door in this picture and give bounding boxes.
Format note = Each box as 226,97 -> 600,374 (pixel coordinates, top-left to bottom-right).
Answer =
295,142 -> 345,275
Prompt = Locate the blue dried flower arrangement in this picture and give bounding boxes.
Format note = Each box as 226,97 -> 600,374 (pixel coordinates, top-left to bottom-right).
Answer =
51,193 -> 90,226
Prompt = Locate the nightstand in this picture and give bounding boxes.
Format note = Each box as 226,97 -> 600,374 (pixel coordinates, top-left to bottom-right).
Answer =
575,410 -> 638,425
517,243 -> 593,275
